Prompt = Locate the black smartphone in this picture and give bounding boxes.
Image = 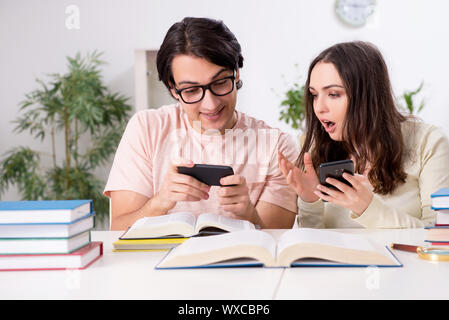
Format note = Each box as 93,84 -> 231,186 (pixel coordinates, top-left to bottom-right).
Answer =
177,164 -> 234,186
319,159 -> 354,191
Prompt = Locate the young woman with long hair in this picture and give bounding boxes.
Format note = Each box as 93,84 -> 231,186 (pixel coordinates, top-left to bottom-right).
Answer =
279,41 -> 449,228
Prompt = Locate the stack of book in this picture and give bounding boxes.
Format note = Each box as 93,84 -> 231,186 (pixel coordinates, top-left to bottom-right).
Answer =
0,200 -> 103,271
426,188 -> 449,246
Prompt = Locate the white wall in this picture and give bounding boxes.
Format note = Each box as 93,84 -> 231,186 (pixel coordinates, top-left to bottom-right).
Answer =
1,0 -> 449,201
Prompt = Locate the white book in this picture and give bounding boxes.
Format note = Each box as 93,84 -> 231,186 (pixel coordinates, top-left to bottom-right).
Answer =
156,229 -> 402,269
0,200 -> 92,223
0,231 -> 91,254
436,209 -> 449,225
0,213 -> 95,238
121,212 -> 255,239
431,188 -> 449,210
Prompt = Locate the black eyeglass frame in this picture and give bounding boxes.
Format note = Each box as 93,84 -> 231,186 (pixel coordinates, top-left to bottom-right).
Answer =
173,72 -> 236,104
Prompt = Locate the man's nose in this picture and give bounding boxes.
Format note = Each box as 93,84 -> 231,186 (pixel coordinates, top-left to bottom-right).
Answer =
201,88 -> 221,110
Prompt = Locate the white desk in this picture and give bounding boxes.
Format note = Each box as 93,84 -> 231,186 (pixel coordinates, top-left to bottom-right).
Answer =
276,229 -> 449,300
0,229 -> 448,300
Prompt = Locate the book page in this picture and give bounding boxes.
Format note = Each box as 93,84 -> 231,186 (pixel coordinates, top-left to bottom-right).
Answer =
277,228 -> 398,266
277,228 -> 377,254
174,230 -> 275,255
194,213 -> 256,234
121,212 -> 197,239
157,230 -> 277,268
167,211 -> 197,226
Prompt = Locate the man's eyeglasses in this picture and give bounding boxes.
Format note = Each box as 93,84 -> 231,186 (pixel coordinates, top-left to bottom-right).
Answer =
174,73 -> 236,104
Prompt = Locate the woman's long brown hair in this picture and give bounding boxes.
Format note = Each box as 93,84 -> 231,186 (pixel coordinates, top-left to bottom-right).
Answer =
297,41 -> 407,195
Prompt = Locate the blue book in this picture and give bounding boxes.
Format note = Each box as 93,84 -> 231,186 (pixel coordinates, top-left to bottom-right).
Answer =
155,229 -> 402,269
431,188 -> 449,210
0,200 -> 92,224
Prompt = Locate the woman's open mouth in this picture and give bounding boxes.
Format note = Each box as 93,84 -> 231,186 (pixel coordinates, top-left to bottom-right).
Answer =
322,119 -> 336,133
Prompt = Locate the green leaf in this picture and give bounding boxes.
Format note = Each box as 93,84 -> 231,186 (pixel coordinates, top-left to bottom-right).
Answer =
396,81 -> 425,115
0,147 -> 45,200
279,83 -> 306,131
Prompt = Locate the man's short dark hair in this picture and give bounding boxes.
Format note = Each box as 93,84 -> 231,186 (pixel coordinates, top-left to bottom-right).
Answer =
156,17 -> 244,90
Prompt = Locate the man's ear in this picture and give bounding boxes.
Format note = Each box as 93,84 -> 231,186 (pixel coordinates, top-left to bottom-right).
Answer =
235,69 -> 243,90
169,82 -> 179,100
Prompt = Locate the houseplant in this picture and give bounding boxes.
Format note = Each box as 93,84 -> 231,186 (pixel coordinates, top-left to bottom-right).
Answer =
0,51 -> 131,223
397,81 -> 425,115
279,82 -> 306,132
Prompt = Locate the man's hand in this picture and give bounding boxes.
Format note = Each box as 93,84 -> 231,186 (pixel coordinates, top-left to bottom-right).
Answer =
218,175 -> 260,225
152,160 -> 211,213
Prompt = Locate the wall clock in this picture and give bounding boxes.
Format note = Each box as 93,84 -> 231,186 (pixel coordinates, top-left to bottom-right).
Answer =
335,0 -> 376,27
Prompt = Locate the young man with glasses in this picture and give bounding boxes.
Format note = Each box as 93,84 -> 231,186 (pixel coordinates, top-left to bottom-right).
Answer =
104,17 -> 299,230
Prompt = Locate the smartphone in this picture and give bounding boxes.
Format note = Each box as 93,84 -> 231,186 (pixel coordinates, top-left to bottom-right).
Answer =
177,164 -> 234,186
319,159 -> 354,191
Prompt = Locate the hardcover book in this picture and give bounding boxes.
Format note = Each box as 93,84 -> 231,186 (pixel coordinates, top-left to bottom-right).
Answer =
435,209 -> 449,226
0,241 -> 103,271
120,211 -> 255,239
156,229 -> 402,269
425,226 -> 449,244
0,231 -> 91,255
113,237 -> 186,251
431,188 -> 449,210
0,213 -> 95,238
0,200 -> 92,224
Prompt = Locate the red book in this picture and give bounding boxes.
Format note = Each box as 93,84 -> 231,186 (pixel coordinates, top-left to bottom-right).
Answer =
428,242 -> 449,246
0,241 -> 102,271
435,209 -> 449,226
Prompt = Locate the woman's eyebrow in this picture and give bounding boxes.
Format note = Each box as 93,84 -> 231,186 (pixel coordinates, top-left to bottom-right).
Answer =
309,84 -> 345,91
323,84 -> 345,90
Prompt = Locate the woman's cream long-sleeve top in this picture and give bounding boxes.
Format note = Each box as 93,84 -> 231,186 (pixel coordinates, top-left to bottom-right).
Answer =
297,119 -> 449,228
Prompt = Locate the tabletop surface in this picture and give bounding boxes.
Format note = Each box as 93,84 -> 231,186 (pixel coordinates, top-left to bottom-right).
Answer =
1,228 -> 448,300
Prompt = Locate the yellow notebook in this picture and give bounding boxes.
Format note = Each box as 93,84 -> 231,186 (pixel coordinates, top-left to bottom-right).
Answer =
113,237 -> 187,252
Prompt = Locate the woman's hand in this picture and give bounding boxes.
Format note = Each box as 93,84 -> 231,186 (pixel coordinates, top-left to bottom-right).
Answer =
314,172 -> 374,216
152,160 -> 211,213
278,151 -> 320,203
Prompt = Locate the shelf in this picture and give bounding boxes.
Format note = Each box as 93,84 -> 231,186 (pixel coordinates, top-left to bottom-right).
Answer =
134,49 -> 175,110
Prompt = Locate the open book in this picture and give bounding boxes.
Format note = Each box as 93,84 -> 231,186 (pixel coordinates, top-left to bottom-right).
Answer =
156,229 -> 402,269
120,212 -> 256,239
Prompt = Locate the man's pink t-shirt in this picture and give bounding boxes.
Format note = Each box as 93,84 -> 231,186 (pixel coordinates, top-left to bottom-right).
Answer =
104,104 -> 299,217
